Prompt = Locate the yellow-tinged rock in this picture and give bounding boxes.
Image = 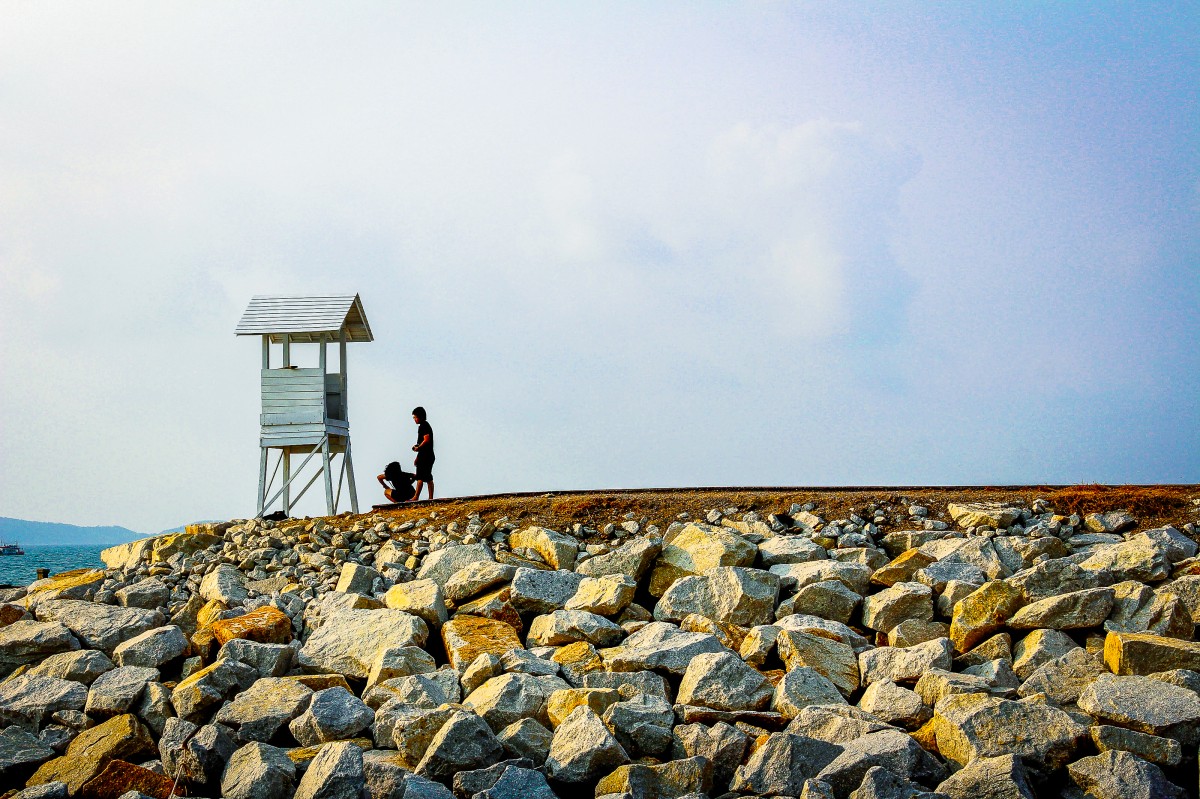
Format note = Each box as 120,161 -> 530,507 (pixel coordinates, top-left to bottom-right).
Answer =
596,757 -> 713,799
775,629 -> 859,696
551,641 -> 605,683
79,759 -> 176,799
648,523 -> 757,597
679,614 -> 750,651
546,688 -> 621,727
441,615 -> 523,671
287,737 -> 373,769
196,599 -> 230,629
151,530 -> 223,563
284,673 -> 353,692
100,538 -> 154,570
26,713 -> 154,793
949,580 -> 1024,653
871,550 -> 937,587
1104,630 -> 1200,675
23,569 -> 106,608
212,605 -> 293,645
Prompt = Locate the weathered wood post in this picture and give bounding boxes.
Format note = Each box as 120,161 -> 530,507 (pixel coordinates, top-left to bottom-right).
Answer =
235,294 -> 373,517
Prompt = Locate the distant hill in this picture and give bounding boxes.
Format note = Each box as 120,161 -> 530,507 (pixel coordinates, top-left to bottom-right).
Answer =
0,517 -> 146,547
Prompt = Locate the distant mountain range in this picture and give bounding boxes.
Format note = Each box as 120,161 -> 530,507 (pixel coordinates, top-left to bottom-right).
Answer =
0,517 -> 147,547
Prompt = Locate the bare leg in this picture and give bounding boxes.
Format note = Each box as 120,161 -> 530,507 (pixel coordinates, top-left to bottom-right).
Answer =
426,481 -> 435,500
410,480 -> 424,501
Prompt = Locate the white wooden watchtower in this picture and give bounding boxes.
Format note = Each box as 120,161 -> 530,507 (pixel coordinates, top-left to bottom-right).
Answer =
235,294 -> 373,518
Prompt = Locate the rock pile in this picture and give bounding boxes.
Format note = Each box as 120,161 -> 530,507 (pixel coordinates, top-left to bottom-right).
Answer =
1,495 -> 1200,798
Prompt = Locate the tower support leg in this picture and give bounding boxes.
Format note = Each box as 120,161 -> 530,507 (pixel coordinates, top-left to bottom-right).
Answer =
322,437 -> 335,516
282,450 -> 291,516
345,438 -> 359,514
257,447 -> 268,516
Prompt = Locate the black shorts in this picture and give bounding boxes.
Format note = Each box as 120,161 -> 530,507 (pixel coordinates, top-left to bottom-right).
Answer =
415,456 -> 434,482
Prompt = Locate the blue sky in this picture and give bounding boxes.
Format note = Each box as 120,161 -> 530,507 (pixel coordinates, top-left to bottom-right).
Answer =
1,3 -> 1197,532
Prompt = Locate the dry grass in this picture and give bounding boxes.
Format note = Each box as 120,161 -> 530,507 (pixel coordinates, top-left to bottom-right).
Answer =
1042,484 -> 1192,520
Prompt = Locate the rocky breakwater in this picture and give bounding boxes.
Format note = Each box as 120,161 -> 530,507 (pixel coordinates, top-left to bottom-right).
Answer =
0,495 -> 1199,798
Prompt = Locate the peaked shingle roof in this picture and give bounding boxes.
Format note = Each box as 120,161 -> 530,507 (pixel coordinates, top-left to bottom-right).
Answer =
234,294 -> 373,343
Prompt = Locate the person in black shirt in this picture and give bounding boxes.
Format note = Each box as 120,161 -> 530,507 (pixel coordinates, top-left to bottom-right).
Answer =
411,406 -> 435,501
377,461 -> 416,503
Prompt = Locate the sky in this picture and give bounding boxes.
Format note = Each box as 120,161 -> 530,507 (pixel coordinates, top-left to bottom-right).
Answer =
1,2 -> 1197,533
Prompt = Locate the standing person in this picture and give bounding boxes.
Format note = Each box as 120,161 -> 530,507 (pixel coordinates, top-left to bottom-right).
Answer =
410,406 -> 435,501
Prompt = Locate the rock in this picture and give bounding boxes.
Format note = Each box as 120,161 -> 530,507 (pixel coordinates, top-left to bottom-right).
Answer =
100,538 -> 155,571
1090,724 -> 1182,767
1105,584 -> 1192,637
544,706 -> 629,783
859,638 -> 953,685
1007,587 -> 1115,629
564,574 -> 636,616
730,732 -> 844,796
23,570 -> 106,609
759,535 -> 827,567
595,757 -> 712,799
170,658 -> 257,722
221,741 -> 297,799
949,581 -> 1024,653
545,687 -> 620,727
294,739 -> 365,799
27,714 -> 155,794
0,726 -> 55,782
786,705 -> 895,744
417,542 -> 495,586
915,668 -> 993,706
111,625 -> 188,669
672,721 -> 748,787
24,649 -> 112,686
862,582 -> 933,633
1078,673 -> 1200,741
776,629 -> 860,696
85,666 -> 159,719
158,716 -> 195,777
1017,648 -> 1105,704
1104,630 -> 1200,675
937,538 -> 1011,580
947,502 -> 1021,529
510,526 -> 579,570
211,606 -> 293,645
508,568 -> 585,614
649,523 -> 757,596
778,613 -> 871,651
678,613 -> 748,651
290,686 -> 374,745
770,561 -> 872,595
298,608 -> 428,678
134,680 -> 172,737
815,729 -> 946,796
34,601 -> 163,655
935,753 -> 1035,799
465,672 -> 562,731
0,675 -> 88,730
858,680 -> 930,729
77,759 -> 176,799
114,579 -> 170,610
414,709 -> 504,780
676,651 -> 772,711
372,703 -> 456,764
655,567 -> 780,628
888,619 -> 950,648
457,588 -> 524,632
1079,537 -> 1171,583
177,722 -> 235,789
0,621 -> 81,671
219,638 -> 294,678
783,580 -> 862,625
1007,558 -> 1103,601
497,718 -> 554,765
933,693 -> 1087,770
773,666 -> 847,718
214,677 -> 313,742
335,562 -> 382,595
445,561 -> 517,606
1066,750 -> 1184,799
473,764 -> 558,799
381,578 -> 447,629
576,535 -> 662,580
364,644 -> 437,692
1012,628 -> 1079,679
200,564 -> 248,605
441,616 -> 524,671
365,670 -> 459,710
602,693 -> 675,757
527,609 -> 624,647
600,621 -> 730,675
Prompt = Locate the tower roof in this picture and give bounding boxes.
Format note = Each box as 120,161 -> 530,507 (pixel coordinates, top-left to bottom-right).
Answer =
235,294 -> 373,343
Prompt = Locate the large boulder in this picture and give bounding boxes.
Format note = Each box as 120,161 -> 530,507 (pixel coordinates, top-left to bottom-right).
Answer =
298,608 -> 428,679
575,535 -> 662,580
214,677 -> 313,742
510,526 -> 579,570
290,686 -> 374,746
933,693 -> 1088,770
0,620 -> 80,672
1066,750 -> 1185,799
1104,630 -> 1200,675
544,706 -> 629,783
417,542 -> 495,586
415,710 -> 504,781
26,713 -> 155,793
0,675 -> 88,730
730,732 -> 844,796
655,567 -> 780,627
441,615 -> 524,671
294,739 -> 365,799
111,625 -> 188,669
33,601 -> 162,654
648,523 -> 757,596
949,581 -> 1023,653
677,651 -> 772,711
1078,674 -> 1200,741
1006,587 -> 1115,630
599,621 -> 730,675
221,741 -> 297,799
776,629 -> 859,696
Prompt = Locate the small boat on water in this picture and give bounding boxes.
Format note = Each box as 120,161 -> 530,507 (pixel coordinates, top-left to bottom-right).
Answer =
0,541 -> 25,556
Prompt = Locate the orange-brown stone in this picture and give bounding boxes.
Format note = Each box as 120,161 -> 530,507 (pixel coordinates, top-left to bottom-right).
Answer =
80,759 -> 182,799
456,587 -> 524,633
27,714 -> 155,793
441,614 -> 523,670
0,602 -> 27,627
211,606 -> 292,645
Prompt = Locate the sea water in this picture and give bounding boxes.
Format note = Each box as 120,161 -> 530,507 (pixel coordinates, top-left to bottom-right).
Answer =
0,544 -> 108,587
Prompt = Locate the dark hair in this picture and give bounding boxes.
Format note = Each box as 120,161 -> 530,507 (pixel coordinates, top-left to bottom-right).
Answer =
412,406 -> 426,422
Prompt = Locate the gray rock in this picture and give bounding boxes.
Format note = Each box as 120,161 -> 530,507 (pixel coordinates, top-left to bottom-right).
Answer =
731,732 -> 844,796
1017,648 -> 1105,705
1079,537 -> 1171,583
773,666 -> 846,718
367,645 -> 438,692
221,741 -> 297,799
769,560 -> 872,595
758,535 -> 827,566
218,638 -> 294,678
859,638 -> 953,685
417,542 -> 495,586
544,706 -> 629,783
915,668 -> 995,707
675,650 -> 772,711
297,608 -> 428,679
465,673 -> 563,731
135,681 -> 173,736
115,578 -> 170,610
159,716 -> 198,778
0,725 -> 55,781
214,676 -> 313,742
935,753 -> 1035,799
170,657 -> 258,721
0,675 -> 88,731
786,705 -> 901,744
497,718 -> 554,765
10,783 -> 70,799
444,561 -> 516,606
564,574 -> 637,616
24,649 -> 113,685
1007,587 -> 1115,630
1007,558 -> 1104,601
509,568 -> 585,614
1011,628 -> 1079,679
527,609 -> 624,647
34,600 -> 163,654
399,773 -> 454,799
415,709 -> 504,780
0,620 -> 81,671
933,693 -> 1087,771
365,670 -> 459,710
112,625 -> 188,668
816,729 -> 947,796
583,670 -> 672,702
295,739 -> 365,799
575,535 -> 662,580
290,686 -> 374,745
1090,724 -> 1182,767
672,721 -> 748,787
862,582 -> 933,633
335,562 -> 382,595
660,566 -> 781,628
601,692 -> 675,757
1066,750 -> 1184,799
178,722 -> 236,790
510,526 -> 579,570
600,621 -> 730,675
450,758 -> 533,797
782,580 -> 862,624
848,766 -> 925,799
476,764 -> 558,799
1078,674 -> 1200,742
200,564 -> 248,604
858,680 -> 930,730
913,561 -> 987,593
